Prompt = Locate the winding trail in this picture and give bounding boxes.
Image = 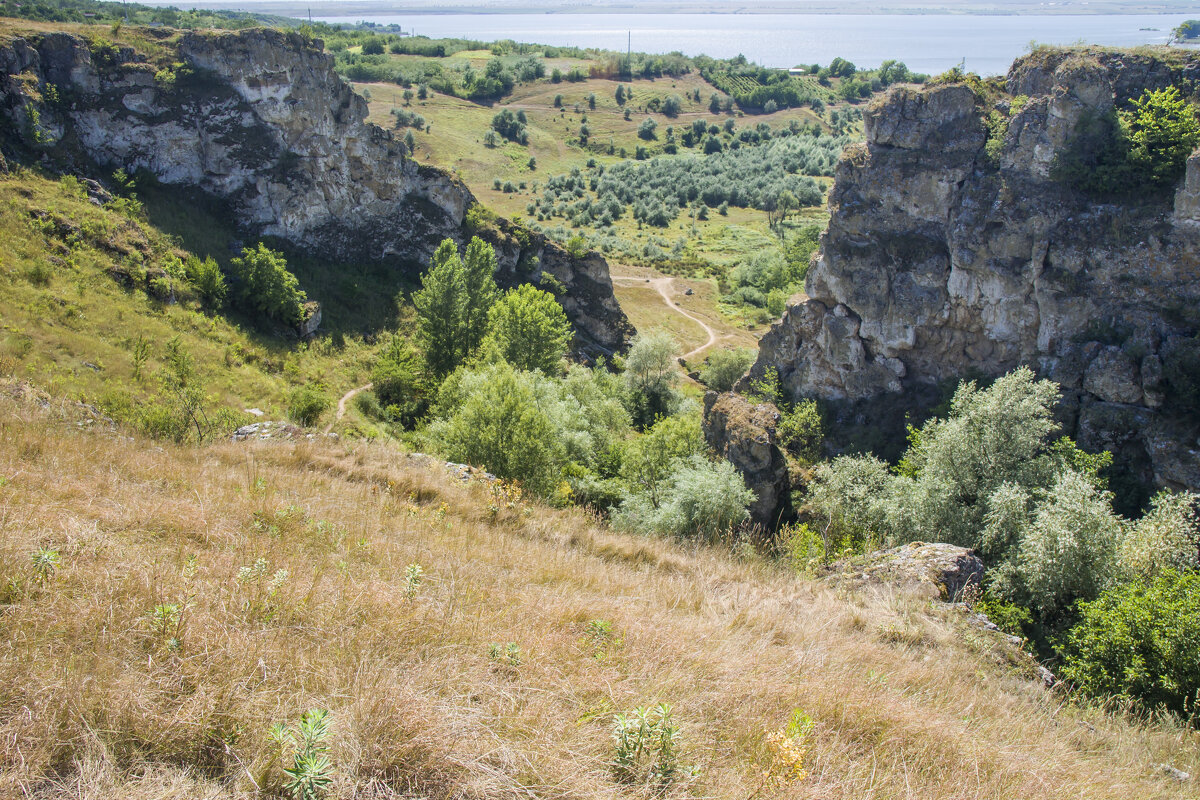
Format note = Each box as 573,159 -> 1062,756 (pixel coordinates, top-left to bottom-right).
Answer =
325,383 -> 372,434
610,274 -> 720,360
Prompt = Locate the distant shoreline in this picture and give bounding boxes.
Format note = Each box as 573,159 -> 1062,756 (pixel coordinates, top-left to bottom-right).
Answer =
184,1 -> 1200,18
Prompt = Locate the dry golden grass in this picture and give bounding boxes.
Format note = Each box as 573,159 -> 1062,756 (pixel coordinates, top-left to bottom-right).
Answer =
1,389 -> 1197,799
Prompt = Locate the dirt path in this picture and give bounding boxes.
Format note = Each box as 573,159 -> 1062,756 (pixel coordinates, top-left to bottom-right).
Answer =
610,274 -> 720,361
325,383 -> 372,434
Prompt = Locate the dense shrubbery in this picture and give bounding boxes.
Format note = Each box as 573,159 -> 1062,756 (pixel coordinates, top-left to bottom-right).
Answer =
805,366 -> 1200,717
352,239 -> 757,535
227,244 -> 308,326
1061,569 -> 1200,717
1053,86 -> 1200,197
531,135 -> 844,229
491,108 -> 529,144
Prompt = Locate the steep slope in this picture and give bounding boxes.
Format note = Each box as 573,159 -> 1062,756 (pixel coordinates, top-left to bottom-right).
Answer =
0,24 -> 631,353
745,49 -> 1200,496
1,390 -> 1198,798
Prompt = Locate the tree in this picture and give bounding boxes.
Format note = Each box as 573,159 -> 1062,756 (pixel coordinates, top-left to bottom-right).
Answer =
553,94 -> 563,108
622,329 -> 679,428
1122,86 -> 1200,187
483,284 -> 573,374
662,94 -> 682,117
413,239 -> 467,377
228,243 -> 307,326
699,348 -> 755,392
371,336 -> 429,426
437,362 -> 562,495
709,93 -> 721,114
461,236 -> 499,356
638,117 -> 658,140
288,386 -> 329,427
619,412 -> 704,508
764,99 -> 778,114
417,83 -> 428,99
413,237 -> 498,377
588,92 -> 597,109
615,84 -> 626,106
483,129 -> 499,148
184,254 -> 226,309
615,455 -> 755,540
1061,569 -> 1200,717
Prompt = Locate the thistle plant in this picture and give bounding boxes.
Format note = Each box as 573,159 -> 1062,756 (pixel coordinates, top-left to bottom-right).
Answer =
487,641 -> 522,667
30,548 -> 60,585
612,703 -> 682,786
273,709 -> 334,800
403,562 -> 423,599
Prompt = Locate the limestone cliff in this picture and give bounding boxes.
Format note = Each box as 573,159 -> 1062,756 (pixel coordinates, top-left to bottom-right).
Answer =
0,27 -> 631,352
745,49 -> 1200,495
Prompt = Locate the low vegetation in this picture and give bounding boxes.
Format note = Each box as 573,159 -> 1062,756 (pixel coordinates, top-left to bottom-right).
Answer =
1,390 -> 1197,799
802,368 -> 1200,718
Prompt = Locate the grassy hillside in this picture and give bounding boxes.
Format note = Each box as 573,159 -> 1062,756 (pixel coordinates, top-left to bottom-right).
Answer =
0,166 -> 391,429
1,389 -> 1198,798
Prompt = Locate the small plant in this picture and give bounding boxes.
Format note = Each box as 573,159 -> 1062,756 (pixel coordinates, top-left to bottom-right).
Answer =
31,547 -> 60,584
488,641 -> 522,666
272,709 -> 334,800
130,333 -> 151,380
403,562 -> 423,599
584,618 -> 622,659
611,703 -> 685,786
749,709 -> 814,798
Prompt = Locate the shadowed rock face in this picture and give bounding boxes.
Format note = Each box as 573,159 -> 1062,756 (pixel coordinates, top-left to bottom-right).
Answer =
0,29 -> 632,354
745,49 -> 1200,494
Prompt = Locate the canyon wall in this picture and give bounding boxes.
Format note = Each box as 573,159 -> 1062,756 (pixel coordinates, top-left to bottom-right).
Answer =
0,27 -> 631,351
744,49 -> 1200,494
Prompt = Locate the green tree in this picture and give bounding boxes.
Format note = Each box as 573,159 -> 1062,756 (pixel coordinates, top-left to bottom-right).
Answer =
413,237 -> 499,377
1122,85 -> 1200,187
184,254 -> 227,309
622,329 -> 680,428
371,337 -> 429,427
620,412 -> 705,508
437,362 -> 562,495
1061,569 -> 1200,718
413,239 -> 467,377
699,348 -> 755,392
461,236 -> 499,356
288,386 -> 330,427
483,284 -> 573,374
638,117 -> 658,140
228,244 -> 307,325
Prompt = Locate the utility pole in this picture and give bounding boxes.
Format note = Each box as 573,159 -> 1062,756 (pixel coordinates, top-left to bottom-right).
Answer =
627,31 -> 631,80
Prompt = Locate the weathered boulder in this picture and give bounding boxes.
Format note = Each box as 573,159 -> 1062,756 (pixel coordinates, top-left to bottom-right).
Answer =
0,28 -> 632,354
830,542 -> 985,600
701,391 -> 791,529
746,48 -> 1200,492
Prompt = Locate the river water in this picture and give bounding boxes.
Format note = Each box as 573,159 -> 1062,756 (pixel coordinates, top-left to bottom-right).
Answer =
311,12 -> 1196,75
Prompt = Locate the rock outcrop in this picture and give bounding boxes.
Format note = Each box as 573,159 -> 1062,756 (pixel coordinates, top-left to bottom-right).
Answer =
701,391 -> 792,529
0,28 -> 631,352
745,49 -> 1200,494
828,541 -> 985,601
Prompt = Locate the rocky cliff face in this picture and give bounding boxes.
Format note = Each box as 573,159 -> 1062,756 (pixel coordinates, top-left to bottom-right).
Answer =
745,49 -> 1200,495
0,28 -> 631,351
701,391 -> 792,529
